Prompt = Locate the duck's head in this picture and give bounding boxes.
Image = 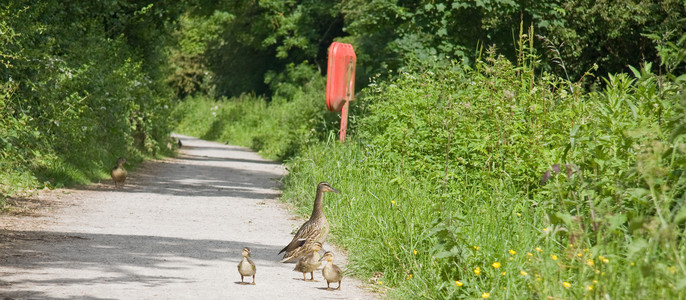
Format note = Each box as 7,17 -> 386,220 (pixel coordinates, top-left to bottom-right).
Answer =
242,247 -> 251,257
318,182 -> 340,194
117,157 -> 127,165
311,242 -> 323,252
320,251 -> 335,262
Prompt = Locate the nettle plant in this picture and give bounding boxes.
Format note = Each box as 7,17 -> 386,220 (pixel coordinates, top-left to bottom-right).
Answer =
533,65 -> 686,297
355,33 -> 686,297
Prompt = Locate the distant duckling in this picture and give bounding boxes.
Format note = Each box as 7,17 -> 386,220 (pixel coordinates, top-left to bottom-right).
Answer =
293,242 -> 323,281
238,247 -> 256,285
110,157 -> 127,188
320,251 -> 343,291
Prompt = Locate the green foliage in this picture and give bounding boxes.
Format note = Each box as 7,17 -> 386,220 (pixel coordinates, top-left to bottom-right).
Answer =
545,0 -> 686,81
336,0 -> 686,86
166,10 -> 234,98
169,0 -> 342,98
4,0 -> 686,296
173,73 -> 340,161
177,32 -> 686,297
0,1 -> 182,201
172,12 -> 686,292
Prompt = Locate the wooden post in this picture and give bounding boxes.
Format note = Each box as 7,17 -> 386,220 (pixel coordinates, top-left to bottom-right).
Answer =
340,100 -> 349,142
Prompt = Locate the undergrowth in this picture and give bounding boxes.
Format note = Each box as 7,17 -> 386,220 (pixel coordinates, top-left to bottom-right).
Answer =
173,72 -> 340,161
174,37 -> 686,298
1,2 -> 179,208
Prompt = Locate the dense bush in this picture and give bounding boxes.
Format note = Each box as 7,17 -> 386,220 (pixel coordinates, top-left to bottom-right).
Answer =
0,1 -> 182,205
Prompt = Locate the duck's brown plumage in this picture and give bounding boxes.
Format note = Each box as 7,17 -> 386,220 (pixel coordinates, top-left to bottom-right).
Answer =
279,182 -> 340,262
293,242 -> 323,281
321,251 -> 343,291
110,157 -> 127,188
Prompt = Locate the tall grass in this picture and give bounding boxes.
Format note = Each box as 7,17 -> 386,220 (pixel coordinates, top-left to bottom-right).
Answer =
173,75 -> 340,161
174,41 -> 686,298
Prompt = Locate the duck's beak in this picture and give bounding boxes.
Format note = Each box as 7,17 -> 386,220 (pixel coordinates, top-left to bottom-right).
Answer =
328,186 -> 340,194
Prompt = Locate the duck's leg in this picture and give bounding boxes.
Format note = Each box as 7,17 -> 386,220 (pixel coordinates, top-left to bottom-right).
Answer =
336,280 -> 341,290
326,281 -> 332,291
251,274 -> 255,285
302,273 -> 307,281
309,272 -> 315,281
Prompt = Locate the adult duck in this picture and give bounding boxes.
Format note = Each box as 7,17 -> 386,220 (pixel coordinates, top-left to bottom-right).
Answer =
279,182 -> 339,262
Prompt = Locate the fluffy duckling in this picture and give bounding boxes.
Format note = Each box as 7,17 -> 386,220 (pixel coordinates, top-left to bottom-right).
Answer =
110,157 -> 127,188
320,251 -> 343,291
293,242 -> 323,281
237,247 -> 256,285
279,182 -> 340,262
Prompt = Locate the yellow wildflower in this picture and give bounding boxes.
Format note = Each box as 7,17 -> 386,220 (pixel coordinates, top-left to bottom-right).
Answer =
536,247 -> 543,252
455,280 -> 464,287
517,213 -> 521,217
602,258 -> 609,264
474,267 -> 481,275
502,271 -> 507,276
563,282 -> 571,288
378,281 -> 383,285
586,259 -> 594,267
474,246 -> 480,250
527,252 -> 533,257
391,200 -> 396,205
577,252 -> 583,257
587,285 -> 594,291
593,280 -> 598,284
509,249 -> 517,255
492,262 -> 501,269
413,249 -> 418,255
407,274 -> 413,280
551,254 -> 558,261
482,292 -> 490,298
520,270 -> 528,276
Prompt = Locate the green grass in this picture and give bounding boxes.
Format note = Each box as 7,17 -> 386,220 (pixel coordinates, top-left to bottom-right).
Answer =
173,47 -> 686,298
280,142 -> 553,298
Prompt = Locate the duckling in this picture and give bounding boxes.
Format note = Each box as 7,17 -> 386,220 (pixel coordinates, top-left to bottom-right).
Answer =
293,242 -> 323,281
110,157 -> 127,188
237,247 -> 256,285
320,251 -> 343,291
279,182 -> 340,262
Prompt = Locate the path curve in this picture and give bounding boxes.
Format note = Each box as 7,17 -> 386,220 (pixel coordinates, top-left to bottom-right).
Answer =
0,135 -> 377,299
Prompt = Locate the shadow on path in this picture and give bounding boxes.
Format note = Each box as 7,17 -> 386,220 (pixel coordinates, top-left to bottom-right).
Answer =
0,229 -> 281,299
75,136 -> 284,199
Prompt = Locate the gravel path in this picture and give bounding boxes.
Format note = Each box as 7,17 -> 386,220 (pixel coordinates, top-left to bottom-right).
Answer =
0,135 -> 378,299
